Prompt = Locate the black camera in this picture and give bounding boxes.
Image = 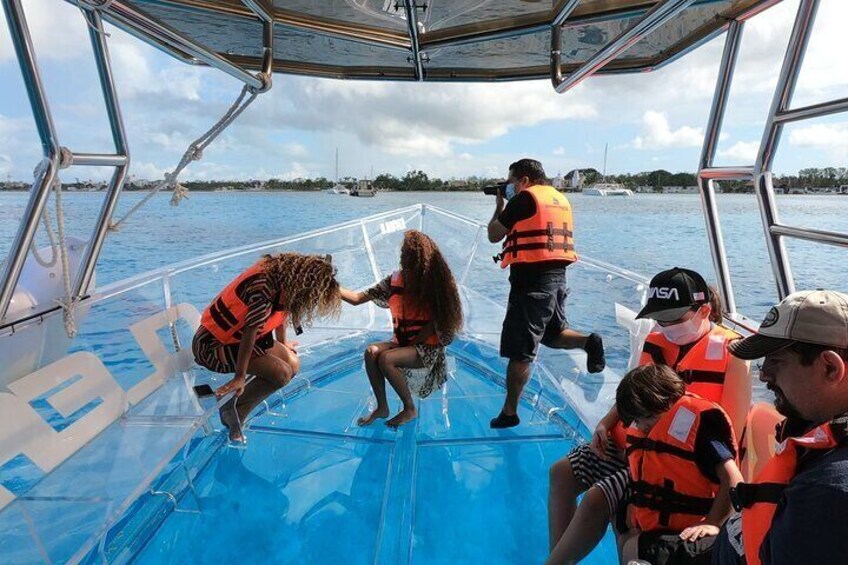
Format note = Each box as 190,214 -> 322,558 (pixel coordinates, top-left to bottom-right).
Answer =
483,181 -> 507,196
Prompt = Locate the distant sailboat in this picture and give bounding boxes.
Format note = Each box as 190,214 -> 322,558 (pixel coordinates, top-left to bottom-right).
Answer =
326,147 -> 350,195
583,143 -> 633,196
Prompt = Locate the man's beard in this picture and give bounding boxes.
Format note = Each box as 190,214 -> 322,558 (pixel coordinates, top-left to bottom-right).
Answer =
769,384 -> 804,420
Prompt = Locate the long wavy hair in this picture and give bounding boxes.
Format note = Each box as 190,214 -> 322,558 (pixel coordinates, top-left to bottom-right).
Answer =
261,253 -> 341,328
399,230 -> 463,338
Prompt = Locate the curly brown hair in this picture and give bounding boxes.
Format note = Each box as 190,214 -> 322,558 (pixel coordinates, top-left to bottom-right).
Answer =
399,230 -> 463,339
261,253 -> 341,328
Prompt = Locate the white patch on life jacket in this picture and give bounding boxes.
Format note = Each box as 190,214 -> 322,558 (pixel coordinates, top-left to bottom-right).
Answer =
705,334 -> 727,361
668,406 -> 697,443
775,438 -> 788,455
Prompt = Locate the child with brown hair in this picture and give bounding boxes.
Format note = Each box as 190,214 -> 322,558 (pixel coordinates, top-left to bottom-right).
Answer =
617,364 -> 742,564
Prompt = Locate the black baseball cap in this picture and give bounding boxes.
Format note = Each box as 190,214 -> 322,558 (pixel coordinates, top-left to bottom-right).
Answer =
636,268 -> 711,323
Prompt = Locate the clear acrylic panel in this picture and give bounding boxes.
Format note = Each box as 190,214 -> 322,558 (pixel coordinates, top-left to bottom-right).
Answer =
1,204 -> 654,563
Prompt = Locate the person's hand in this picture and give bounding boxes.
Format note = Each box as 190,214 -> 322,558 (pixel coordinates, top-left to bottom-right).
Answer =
496,189 -> 505,211
283,341 -> 299,354
590,422 -> 609,459
216,375 -> 246,398
679,523 -> 719,542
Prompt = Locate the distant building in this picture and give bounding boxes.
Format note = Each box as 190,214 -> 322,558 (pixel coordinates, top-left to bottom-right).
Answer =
551,174 -> 565,190
556,169 -> 582,192
662,186 -> 699,194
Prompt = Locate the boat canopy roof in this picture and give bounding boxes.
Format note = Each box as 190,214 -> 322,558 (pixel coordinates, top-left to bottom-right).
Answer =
98,0 -> 779,84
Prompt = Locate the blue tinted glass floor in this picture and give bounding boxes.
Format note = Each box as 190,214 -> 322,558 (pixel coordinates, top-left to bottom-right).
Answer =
134,349 -> 617,564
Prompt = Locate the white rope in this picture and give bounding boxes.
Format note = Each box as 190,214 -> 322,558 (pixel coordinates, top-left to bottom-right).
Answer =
110,83 -> 262,230
30,205 -> 59,268
28,157 -> 79,337
51,176 -> 79,338
76,0 -> 113,37
29,160 -> 61,268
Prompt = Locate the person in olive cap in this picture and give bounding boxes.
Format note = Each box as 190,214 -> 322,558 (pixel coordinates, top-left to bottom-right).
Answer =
547,267 -> 749,564
713,290 -> 848,565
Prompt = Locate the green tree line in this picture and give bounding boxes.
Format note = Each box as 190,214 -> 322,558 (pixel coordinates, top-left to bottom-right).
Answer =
2,167 -> 846,192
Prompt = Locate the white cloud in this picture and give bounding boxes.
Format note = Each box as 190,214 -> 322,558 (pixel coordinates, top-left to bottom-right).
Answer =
245,79 -> 598,158
788,123 -> 848,160
282,142 -> 308,157
0,154 -> 12,177
553,146 -> 566,156
129,161 -> 167,180
718,141 -> 760,162
278,162 -> 309,181
0,0 -> 89,63
109,37 -> 202,101
632,111 -> 703,149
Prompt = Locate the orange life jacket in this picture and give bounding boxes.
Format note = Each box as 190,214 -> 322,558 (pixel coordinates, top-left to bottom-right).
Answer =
609,324 -> 741,448
499,185 -> 578,268
734,418 -> 848,565
627,393 -> 737,533
639,324 -> 741,404
199,262 -> 287,345
388,270 -> 441,347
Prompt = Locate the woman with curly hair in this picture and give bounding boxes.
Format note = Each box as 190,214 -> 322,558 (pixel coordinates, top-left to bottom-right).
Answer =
193,253 -> 341,442
341,230 -> 463,428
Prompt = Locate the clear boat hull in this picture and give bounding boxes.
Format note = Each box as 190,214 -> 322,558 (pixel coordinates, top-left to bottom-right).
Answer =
0,205 -> 650,563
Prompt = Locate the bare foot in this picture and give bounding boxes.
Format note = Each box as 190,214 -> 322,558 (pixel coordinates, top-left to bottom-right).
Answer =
228,428 -> 246,444
386,407 -> 417,429
357,407 -> 389,426
220,402 -> 246,443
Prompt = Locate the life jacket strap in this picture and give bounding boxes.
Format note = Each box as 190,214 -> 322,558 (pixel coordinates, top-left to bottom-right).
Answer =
731,482 -> 785,510
641,341 -> 668,365
500,242 -> 576,257
626,435 -> 698,461
682,369 -> 726,384
631,479 -> 714,526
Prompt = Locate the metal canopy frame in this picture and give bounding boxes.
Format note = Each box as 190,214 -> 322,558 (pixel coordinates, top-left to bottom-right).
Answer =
3,0 -> 846,326
51,0 -> 783,83
697,0 -> 848,313
552,0 -> 698,93
0,0 -> 274,324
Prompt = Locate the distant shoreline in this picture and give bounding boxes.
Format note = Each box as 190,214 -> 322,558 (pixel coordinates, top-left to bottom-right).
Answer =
1,188 -> 846,195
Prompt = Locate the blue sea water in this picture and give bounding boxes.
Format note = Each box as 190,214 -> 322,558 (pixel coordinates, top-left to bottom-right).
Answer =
1,191 -> 846,321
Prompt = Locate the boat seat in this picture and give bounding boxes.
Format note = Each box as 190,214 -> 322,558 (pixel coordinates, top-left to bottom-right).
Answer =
740,402 -> 783,482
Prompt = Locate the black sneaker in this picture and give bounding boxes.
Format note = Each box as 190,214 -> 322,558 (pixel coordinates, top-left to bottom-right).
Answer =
584,333 -> 606,373
490,412 -> 520,429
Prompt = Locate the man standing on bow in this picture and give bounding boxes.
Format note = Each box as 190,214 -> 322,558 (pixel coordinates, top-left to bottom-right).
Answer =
487,158 -> 605,429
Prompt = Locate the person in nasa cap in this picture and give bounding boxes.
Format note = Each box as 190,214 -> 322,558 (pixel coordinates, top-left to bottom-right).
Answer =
547,268 -> 750,564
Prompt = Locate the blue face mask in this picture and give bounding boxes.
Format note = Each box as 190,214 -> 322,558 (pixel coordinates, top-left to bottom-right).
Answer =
504,183 -> 516,200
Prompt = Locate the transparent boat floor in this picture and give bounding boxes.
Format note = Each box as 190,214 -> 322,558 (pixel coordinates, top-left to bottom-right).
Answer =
129,336 -> 617,565
1,205 -> 646,563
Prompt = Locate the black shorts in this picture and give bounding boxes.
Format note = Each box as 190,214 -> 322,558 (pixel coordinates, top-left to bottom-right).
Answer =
638,531 -> 717,565
500,270 -> 569,362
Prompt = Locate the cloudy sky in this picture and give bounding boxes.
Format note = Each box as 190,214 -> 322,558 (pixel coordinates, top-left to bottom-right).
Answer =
1,0 -> 847,182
